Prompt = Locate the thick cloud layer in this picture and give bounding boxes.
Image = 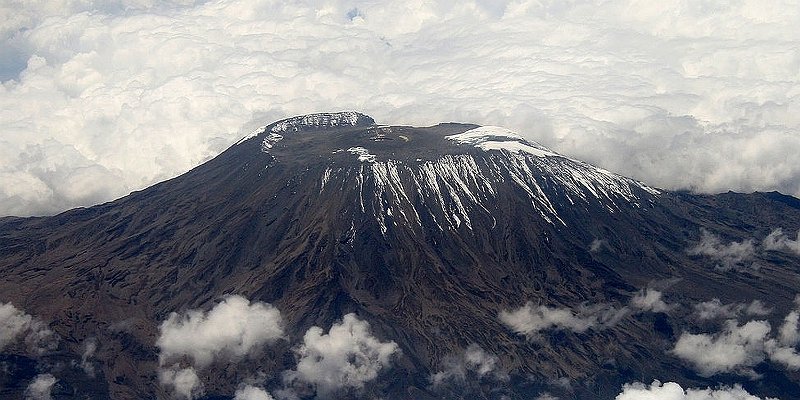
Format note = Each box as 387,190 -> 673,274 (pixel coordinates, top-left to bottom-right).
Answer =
283,313 -> 399,398
2,0 -> 800,216
157,295 -> 284,367
616,380 -> 777,400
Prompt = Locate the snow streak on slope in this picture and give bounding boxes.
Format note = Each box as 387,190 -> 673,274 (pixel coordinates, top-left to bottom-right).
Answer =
270,112 -> 370,133
321,141 -> 659,233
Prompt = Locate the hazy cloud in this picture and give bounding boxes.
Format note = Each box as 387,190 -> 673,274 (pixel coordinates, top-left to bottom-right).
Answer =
283,313 -> 399,398
500,302 -> 628,338
157,295 -> 284,367
2,1 -> 800,217
159,365 -> 203,400
616,380 -> 778,400
631,289 -> 672,313
763,228 -> 800,255
430,344 -> 506,388
24,373 -> 57,400
687,230 -> 756,271
694,298 -> 771,320
234,385 -> 275,400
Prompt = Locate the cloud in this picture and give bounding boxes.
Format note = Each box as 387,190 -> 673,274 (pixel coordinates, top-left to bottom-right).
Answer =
2,1 -> 800,217
763,228 -> 800,255
156,295 -> 284,368
79,338 -> 97,377
499,302 -> 629,338
0,302 -> 57,354
615,380 -> 777,400
631,289 -> 672,313
674,298 -> 800,375
283,313 -> 399,398
159,365 -> 203,400
672,320 -> 770,377
234,385 -> 275,400
687,230 -> 756,271
0,302 -> 32,350
589,239 -> 606,253
694,298 -> 771,320
430,344 -> 506,388
24,373 -> 57,400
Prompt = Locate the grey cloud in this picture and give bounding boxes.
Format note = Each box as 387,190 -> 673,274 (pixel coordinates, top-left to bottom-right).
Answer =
430,344 -> 506,389
282,313 -> 399,399
24,373 -> 57,400
2,1 -> 800,217
156,295 -> 284,368
694,298 -> 771,320
687,230 -> 756,271
763,228 -> 800,255
616,380 -> 778,400
499,302 -> 629,338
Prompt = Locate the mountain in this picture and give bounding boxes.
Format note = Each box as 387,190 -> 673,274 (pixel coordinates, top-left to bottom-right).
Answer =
1,112 -> 800,399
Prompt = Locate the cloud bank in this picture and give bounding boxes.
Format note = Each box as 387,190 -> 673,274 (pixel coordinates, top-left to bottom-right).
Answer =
616,380 -> 777,400
2,0 -> 800,216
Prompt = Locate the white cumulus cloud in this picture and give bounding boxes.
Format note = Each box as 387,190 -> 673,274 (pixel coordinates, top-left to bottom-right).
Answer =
672,320 -> 770,377
500,301 -> 629,338
2,1 -> 800,217
156,295 -> 284,367
283,313 -> 399,398
234,385 -> 275,400
616,380 -> 778,400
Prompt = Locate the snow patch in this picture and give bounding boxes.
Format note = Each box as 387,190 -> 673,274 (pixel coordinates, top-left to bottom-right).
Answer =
348,147 -> 376,163
446,126 -> 558,158
270,112 -> 369,133
260,133 -> 284,151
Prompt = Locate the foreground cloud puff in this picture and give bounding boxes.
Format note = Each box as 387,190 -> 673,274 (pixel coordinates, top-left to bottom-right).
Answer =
283,313 -> 399,398
616,380 -> 777,400
2,0 -> 800,216
157,295 -> 284,367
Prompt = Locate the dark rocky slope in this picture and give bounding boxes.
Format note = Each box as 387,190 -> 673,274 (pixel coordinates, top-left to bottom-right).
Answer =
1,112 -> 799,399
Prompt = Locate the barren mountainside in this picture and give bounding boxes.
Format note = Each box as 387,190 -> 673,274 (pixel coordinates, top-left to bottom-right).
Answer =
1,112 -> 800,399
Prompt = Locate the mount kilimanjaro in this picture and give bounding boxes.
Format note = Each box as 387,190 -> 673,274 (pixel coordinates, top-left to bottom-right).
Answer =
1,112 -> 800,399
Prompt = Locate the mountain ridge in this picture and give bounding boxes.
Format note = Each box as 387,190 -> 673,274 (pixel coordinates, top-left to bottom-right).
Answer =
1,113 -> 799,399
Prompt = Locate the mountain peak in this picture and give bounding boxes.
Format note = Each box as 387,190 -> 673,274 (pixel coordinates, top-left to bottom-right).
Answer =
268,111 -> 375,134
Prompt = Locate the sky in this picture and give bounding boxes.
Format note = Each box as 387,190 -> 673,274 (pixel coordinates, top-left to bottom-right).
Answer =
1,0 -> 799,216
